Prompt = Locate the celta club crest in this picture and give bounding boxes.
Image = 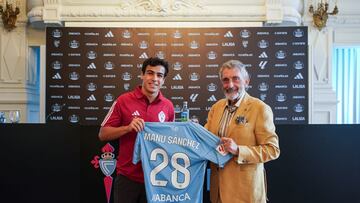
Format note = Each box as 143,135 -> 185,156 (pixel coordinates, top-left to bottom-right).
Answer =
91,143 -> 117,203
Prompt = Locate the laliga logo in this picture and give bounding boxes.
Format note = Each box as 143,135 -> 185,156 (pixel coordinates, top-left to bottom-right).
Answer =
91,143 -> 117,203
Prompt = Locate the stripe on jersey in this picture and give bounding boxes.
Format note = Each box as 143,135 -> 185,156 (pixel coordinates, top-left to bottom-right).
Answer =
101,101 -> 117,126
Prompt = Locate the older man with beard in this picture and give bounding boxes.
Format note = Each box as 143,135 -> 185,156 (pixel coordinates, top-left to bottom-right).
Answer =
205,60 -> 280,203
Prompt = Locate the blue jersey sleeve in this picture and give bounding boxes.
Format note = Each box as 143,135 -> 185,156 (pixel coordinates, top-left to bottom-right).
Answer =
132,132 -> 142,164
189,122 -> 232,167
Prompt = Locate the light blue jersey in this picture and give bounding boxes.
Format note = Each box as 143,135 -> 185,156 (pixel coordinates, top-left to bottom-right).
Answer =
133,122 -> 232,203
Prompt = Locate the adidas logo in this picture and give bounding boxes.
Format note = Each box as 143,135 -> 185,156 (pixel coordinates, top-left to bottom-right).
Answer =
172,74 -> 182,80
132,110 -> 140,117
139,52 -> 148,59
105,30 -> 114,38
87,62 -> 96,70
208,95 -> 217,102
190,94 -> 199,102
87,94 -> 96,101
294,73 -> 304,80
259,61 -> 268,70
52,73 -> 61,79
224,31 -> 233,38
258,52 -> 268,58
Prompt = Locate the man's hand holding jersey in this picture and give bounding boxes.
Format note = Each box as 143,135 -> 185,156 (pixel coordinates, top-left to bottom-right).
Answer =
128,117 -> 145,132
220,137 -> 239,155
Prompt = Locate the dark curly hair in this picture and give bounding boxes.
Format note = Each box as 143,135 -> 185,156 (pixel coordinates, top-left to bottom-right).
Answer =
141,57 -> 169,77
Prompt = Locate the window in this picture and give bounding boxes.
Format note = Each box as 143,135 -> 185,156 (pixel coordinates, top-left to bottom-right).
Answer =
332,47 -> 360,124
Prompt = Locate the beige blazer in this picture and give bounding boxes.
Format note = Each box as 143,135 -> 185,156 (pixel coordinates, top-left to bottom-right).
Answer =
205,93 -> 280,203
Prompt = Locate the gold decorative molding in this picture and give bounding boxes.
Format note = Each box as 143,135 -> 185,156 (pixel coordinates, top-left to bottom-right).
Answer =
27,0 -> 304,26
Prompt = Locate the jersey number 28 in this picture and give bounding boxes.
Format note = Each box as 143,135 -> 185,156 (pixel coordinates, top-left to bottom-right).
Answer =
150,148 -> 190,189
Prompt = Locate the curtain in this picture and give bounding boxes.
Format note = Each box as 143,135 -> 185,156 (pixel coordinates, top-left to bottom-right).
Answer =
333,47 -> 360,124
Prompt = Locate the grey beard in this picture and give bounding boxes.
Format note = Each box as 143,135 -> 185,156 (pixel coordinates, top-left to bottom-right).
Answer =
225,92 -> 240,101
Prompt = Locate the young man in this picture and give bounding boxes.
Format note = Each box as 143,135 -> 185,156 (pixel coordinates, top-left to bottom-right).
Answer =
99,57 -> 175,203
205,60 -> 280,203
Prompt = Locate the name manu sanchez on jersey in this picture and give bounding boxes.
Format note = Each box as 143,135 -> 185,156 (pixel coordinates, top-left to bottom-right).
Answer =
144,133 -> 200,150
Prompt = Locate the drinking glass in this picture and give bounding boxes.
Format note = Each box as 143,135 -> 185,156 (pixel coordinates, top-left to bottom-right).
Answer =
0,111 -> 6,123
9,110 -> 20,123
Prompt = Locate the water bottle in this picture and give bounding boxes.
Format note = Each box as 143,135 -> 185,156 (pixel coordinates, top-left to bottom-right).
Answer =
180,101 -> 189,122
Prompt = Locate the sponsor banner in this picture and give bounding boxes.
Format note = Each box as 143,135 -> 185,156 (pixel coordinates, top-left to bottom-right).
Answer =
46,27 -> 308,125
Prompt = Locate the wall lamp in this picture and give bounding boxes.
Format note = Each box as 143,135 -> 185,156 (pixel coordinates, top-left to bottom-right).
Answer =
309,0 -> 339,31
0,1 -> 20,31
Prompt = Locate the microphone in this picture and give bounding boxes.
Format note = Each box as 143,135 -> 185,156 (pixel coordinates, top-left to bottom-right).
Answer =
46,103 -> 66,121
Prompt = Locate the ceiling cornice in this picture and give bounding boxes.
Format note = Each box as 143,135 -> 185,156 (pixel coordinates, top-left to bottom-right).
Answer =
27,0 -> 303,27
